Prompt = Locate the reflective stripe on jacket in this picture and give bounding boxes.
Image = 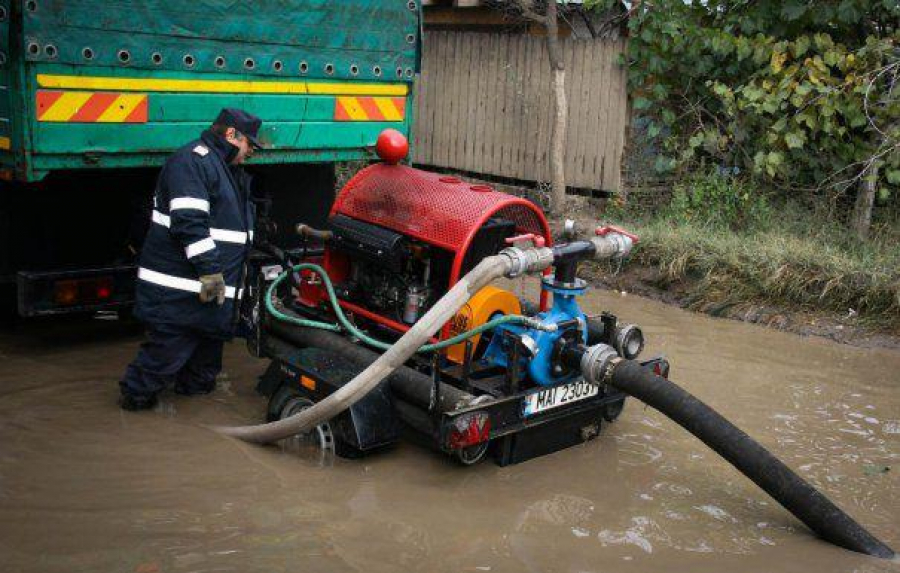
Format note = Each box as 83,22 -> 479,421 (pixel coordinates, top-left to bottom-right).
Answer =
135,130 -> 254,337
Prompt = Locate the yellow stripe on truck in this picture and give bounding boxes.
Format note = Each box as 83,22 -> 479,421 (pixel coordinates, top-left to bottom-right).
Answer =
37,74 -> 409,96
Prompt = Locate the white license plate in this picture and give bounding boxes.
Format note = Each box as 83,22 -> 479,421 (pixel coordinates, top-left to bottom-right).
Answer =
523,380 -> 599,416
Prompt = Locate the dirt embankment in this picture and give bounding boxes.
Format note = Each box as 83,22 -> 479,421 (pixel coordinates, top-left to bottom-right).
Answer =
582,262 -> 900,350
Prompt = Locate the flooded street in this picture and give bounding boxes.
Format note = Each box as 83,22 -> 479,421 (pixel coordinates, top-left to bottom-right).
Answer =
1,289 -> 898,573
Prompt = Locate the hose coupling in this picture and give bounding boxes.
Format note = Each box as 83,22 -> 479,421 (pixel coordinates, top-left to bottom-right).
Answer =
499,246 -> 555,277
580,343 -> 620,386
589,234 -> 634,260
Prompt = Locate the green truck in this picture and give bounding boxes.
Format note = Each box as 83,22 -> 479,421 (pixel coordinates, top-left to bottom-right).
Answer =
0,0 -> 420,315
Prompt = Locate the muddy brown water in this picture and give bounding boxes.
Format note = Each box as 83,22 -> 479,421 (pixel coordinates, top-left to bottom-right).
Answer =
1,289 -> 898,573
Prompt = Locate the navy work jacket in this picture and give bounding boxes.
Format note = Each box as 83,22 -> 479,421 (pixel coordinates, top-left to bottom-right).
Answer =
135,130 -> 254,337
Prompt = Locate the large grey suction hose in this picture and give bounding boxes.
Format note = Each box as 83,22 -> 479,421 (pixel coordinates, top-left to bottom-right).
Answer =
215,245 -> 557,444
577,347 -> 895,559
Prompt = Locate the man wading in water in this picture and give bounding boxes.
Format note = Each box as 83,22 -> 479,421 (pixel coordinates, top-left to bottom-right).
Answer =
119,108 -> 262,411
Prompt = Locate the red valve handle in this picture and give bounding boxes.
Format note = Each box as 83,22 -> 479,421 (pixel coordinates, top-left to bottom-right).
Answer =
504,233 -> 546,248
595,225 -> 639,243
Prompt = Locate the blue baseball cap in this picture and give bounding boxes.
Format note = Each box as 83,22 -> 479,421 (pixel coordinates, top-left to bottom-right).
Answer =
214,107 -> 264,149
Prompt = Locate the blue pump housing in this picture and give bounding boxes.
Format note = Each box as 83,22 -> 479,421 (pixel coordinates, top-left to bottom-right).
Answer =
481,280 -> 587,387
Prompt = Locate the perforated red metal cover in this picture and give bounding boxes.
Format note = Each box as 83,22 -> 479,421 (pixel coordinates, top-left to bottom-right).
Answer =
332,164 -> 550,254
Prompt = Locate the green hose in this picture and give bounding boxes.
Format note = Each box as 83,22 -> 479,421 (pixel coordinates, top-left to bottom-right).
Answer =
264,263 -> 547,353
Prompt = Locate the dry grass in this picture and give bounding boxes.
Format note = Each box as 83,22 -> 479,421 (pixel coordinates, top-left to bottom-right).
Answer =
605,216 -> 900,330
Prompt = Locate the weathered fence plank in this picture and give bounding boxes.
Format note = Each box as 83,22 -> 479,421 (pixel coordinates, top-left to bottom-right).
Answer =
413,32 -> 628,192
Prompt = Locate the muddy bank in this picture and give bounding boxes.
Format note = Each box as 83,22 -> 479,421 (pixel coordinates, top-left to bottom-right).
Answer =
582,262 -> 900,351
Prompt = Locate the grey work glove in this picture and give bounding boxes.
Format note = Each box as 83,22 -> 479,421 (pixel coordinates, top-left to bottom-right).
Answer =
199,273 -> 226,305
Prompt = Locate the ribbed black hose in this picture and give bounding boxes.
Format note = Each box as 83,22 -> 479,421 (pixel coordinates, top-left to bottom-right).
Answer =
608,359 -> 894,559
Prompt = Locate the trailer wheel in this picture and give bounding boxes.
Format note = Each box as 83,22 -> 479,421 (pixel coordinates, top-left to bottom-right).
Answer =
454,442 -> 489,466
269,387 -> 336,458
602,397 -> 626,422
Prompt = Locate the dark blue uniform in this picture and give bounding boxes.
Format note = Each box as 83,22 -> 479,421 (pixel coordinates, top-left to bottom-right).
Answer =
121,129 -> 254,402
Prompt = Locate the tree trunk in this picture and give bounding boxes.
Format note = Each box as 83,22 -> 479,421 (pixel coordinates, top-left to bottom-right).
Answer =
851,164 -> 877,240
545,0 -> 567,214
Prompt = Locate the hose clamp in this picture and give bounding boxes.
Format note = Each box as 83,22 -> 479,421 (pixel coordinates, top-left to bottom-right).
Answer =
608,233 -> 634,258
590,234 -> 634,260
580,343 -> 618,386
499,247 -> 528,277
500,246 -> 554,278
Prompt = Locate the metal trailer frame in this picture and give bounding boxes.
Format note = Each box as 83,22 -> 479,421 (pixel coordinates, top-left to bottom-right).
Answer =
254,302 -> 670,466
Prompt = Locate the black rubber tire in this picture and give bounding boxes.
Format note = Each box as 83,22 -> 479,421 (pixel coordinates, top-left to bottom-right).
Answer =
266,383 -> 366,460
0,284 -> 18,326
602,397 -> 626,422
454,442 -> 489,466
266,383 -> 302,422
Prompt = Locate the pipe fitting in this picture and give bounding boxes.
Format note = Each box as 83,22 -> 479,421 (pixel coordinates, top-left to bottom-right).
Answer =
499,246 -> 554,278
613,323 -> 644,359
519,334 -> 539,357
580,343 -> 619,386
562,219 -> 578,240
589,234 -> 634,260
296,223 -> 334,241
523,317 -> 557,332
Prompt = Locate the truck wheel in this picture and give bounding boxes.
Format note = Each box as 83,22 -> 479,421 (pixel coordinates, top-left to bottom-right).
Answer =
0,284 -> 18,325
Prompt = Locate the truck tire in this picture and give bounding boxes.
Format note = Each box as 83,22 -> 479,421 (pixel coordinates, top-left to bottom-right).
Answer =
0,284 -> 17,324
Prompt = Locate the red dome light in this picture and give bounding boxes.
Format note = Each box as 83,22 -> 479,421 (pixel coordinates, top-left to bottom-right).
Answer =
375,129 -> 409,165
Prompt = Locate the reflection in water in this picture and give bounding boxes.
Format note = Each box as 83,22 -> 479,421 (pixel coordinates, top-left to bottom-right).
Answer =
0,287 -> 898,573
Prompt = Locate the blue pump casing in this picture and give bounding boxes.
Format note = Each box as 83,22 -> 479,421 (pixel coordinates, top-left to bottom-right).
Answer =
481,280 -> 587,386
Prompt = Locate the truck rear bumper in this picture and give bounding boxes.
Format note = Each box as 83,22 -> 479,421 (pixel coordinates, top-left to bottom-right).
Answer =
17,265 -> 136,316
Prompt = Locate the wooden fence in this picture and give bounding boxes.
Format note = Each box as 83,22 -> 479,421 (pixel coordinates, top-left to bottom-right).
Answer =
412,31 -> 629,192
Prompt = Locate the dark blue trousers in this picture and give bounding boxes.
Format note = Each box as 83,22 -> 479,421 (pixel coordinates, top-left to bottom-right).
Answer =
120,324 -> 224,400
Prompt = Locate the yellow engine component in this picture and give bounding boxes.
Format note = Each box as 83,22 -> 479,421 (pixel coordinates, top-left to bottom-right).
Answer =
445,285 -> 521,364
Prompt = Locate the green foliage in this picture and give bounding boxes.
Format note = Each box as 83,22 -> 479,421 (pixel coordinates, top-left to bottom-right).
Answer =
625,0 -> 900,205
665,171 -> 771,230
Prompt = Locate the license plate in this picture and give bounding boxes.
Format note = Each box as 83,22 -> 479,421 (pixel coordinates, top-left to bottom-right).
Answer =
523,380 -> 599,416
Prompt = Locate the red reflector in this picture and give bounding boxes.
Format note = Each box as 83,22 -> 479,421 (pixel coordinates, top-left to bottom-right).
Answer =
53,276 -> 115,306
448,411 -> 491,450
94,277 -> 114,300
652,361 -> 670,379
